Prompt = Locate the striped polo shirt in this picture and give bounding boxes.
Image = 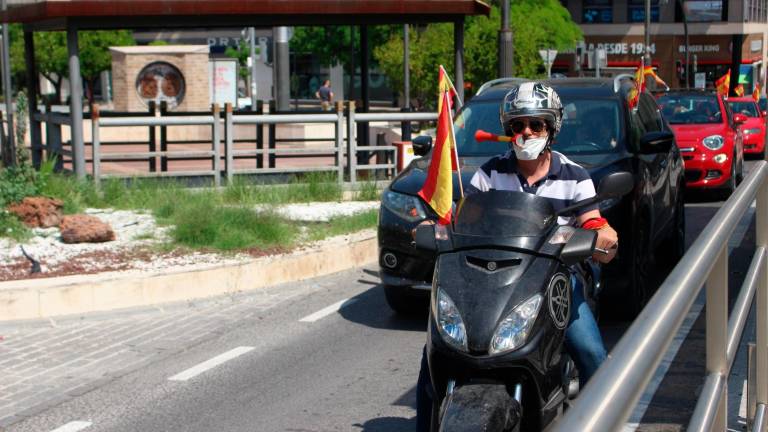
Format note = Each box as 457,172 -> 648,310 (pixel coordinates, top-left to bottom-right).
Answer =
468,150 -> 597,225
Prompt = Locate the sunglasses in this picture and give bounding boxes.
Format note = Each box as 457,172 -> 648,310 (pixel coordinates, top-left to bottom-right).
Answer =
510,118 -> 546,134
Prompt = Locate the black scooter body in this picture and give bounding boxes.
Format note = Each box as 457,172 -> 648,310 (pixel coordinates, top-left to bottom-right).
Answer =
420,190 -> 598,431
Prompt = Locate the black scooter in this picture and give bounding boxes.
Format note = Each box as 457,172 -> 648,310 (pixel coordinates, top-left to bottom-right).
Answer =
414,172 -> 633,432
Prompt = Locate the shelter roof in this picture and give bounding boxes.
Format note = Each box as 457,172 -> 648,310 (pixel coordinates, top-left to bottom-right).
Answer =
2,0 -> 491,30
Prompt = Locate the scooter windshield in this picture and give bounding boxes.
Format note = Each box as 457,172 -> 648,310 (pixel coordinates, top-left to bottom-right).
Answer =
453,190 -> 556,237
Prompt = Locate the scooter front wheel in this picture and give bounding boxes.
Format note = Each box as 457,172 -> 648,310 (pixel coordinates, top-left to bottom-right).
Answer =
438,384 -> 521,432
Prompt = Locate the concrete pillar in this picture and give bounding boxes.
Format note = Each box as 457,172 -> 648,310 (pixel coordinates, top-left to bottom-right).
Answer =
24,30 -> 42,168
273,26 -> 290,111
67,26 -> 85,179
454,17 -> 465,103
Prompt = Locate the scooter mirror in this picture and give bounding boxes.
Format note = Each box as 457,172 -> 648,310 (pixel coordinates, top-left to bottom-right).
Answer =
414,223 -> 437,251
597,171 -> 633,199
561,229 -> 597,266
412,135 -> 433,156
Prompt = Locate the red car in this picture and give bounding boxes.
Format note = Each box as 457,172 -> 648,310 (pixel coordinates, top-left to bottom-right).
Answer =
657,90 -> 747,196
727,96 -> 767,158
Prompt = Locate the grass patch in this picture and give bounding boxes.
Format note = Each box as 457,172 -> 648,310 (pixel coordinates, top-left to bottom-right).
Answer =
304,209 -> 378,242
0,210 -> 31,242
355,179 -> 380,201
170,200 -> 294,251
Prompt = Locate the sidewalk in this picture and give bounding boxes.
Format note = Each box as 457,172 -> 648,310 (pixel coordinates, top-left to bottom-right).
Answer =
0,229 -> 377,321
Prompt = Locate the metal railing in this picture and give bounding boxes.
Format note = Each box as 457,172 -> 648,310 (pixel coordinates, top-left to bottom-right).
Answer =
552,160 -> 768,432
87,101 -> 437,186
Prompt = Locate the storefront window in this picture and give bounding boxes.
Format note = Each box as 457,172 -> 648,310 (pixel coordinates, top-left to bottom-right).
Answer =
583,0 -> 613,23
680,0 -> 727,22
628,0 -> 659,22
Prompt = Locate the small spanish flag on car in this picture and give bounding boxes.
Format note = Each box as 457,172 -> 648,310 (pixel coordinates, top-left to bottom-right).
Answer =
716,69 -> 730,97
418,69 -> 462,225
643,66 -> 669,90
754,84 -> 761,102
734,84 -> 745,97
628,63 -> 646,109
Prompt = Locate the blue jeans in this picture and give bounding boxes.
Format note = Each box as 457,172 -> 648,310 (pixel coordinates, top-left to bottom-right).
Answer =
415,270 -> 607,431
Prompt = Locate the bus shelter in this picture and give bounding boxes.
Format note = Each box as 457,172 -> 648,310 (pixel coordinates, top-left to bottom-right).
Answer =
0,0 -> 490,178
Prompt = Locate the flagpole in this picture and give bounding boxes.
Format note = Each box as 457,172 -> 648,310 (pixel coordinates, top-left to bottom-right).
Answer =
440,65 -> 463,108
445,90 -> 464,198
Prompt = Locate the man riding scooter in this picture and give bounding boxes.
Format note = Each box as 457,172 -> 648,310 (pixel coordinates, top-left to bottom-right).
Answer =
415,81 -> 619,430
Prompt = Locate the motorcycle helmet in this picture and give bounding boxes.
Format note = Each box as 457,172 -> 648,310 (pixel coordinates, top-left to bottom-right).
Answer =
500,82 -> 563,137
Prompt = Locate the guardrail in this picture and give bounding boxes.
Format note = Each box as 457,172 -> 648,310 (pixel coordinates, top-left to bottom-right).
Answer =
552,160 -> 768,432
87,101 -> 438,186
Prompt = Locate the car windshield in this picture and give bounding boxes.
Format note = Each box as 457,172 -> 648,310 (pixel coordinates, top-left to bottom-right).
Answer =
729,101 -> 759,117
454,190 -> 556,237
657,94 -> 721,124
454,98 -> 623,156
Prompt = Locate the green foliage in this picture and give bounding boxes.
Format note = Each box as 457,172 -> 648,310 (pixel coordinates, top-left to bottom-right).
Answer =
78,30 -> 134,82
148,40 -> 169,46
356,179 -> 380,201
373,1 -> 582,106
224,40 -> 253,81
0,209 -> 30,242
170,199 -> 294,251
291,26 -> 397,69
223,172 -> 342,205
0,165 -> 38,207
14,91 -> 27,162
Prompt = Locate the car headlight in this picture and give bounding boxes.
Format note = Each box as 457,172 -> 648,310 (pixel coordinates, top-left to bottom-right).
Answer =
702,135 -> 725,150
489,294 -> 542,355
745,128 -> 762,135
434,289 -> 468,352
381,190 -> 427,222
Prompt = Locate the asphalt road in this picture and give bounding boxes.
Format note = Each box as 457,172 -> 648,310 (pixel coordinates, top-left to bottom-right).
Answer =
3,160 -> 763,432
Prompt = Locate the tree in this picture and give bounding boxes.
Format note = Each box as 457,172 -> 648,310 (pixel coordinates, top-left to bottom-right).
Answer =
373,0 -> 582,108
79,30 -> 134,104
10,28 -> 134,104
225,40 -> 254,93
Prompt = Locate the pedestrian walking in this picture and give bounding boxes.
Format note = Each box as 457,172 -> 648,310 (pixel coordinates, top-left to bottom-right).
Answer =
316,80 -> 334,111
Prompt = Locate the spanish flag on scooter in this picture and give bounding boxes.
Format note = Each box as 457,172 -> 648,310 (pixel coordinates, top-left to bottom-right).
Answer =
418,90 -> 457,225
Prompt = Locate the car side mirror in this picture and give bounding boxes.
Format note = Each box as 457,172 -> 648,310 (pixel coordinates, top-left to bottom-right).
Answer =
762,111 -> 767,117
560,229 -> 597,266
414,224 -> 437,251
412,135 -> 433,156
597,171 -> 634,199
638,130 -> 674,154
734,113 -> 748,124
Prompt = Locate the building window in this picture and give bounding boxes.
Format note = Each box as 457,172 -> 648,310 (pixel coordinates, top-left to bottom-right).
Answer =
628,0 -> 660,22
583,0 -> 613,23
677,0 -> 727,22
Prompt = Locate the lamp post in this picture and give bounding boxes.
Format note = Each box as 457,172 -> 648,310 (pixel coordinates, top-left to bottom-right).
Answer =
498,0 -> 513,77
644,0 -> 652,67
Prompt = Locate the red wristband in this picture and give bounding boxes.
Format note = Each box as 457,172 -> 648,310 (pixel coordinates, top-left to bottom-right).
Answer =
581,217 -> 609,230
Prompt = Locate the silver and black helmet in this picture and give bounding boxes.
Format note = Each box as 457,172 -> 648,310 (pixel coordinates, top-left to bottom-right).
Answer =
500,82 -> 564,136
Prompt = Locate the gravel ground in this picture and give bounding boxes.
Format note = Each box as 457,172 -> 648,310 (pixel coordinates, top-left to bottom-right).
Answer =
0,201 -> 380,282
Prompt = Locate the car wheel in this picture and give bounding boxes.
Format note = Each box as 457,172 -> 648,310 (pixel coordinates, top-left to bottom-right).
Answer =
658,190 -> 685,272
737,156 -> 745,185
384,284 -> 426,316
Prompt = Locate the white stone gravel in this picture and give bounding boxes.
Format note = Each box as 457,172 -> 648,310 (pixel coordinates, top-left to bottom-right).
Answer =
0,201 -> 380,278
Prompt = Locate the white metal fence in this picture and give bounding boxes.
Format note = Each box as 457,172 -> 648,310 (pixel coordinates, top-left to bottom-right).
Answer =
552,160 -> 768,432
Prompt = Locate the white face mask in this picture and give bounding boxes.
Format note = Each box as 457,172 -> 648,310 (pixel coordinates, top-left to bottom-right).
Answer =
513,135 -> 548,160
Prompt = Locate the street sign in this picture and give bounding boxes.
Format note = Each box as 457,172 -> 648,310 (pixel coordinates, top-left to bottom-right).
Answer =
539,49 -> 558,78
539,49 -> 558,65
695,72 -> 706,89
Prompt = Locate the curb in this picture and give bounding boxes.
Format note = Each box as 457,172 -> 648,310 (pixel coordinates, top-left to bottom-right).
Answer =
0,230 -> 377,321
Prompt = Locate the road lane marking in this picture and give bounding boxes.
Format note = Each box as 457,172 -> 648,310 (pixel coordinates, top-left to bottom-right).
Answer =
299,298 -> 357,322
624,205 -> 755,431
168,346 -> 255,381
49,421 -> 92,432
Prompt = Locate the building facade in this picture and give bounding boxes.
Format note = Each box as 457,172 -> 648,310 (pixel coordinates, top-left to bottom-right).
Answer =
558,0 -> 768,93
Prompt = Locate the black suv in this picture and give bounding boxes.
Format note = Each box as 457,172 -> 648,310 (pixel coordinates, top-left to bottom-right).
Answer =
378,77 -> 686,318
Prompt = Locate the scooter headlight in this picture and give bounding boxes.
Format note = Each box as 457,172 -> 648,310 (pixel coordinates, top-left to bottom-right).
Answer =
702,135 -> 724,150
489,294 -> 543,355
435,289 -> 468,352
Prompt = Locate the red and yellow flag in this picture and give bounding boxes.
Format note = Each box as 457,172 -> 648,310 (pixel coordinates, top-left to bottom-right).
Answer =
716,69 -> 730,96
754,84 -> 761,102
438,66 -> 458,112
628,63 -> 646,109
418,90 -> 455,225
643,66 -> 669,90
734,84 -> 745,97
